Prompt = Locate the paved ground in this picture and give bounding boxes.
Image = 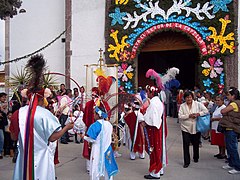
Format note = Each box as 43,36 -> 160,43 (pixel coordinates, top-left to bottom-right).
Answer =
1,117 -> 240,180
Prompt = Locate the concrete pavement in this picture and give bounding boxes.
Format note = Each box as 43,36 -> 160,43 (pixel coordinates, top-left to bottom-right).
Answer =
1,117 -> 240,180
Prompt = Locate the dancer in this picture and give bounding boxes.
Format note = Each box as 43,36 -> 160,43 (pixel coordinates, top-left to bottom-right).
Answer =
80,106 -> 118,180
124,101 -> 145,160
143,85 -> 167,179
10,54 -> 74,180
82,87 -> 110,173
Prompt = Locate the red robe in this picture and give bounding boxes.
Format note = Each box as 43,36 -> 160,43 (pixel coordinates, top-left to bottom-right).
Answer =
124,111 -> 145,154
145,114 -> 167,173
144,98 -> 168,174
82,99 -> 110,159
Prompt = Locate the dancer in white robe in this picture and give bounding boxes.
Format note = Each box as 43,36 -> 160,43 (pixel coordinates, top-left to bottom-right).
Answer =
10,54 -> 74,180
81,106 -> 118,180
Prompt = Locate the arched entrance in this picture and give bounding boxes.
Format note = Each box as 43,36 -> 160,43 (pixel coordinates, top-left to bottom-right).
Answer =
137,31 -> 200,90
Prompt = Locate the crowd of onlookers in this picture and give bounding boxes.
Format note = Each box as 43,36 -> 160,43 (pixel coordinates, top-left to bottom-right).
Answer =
1,83 -> 240,175
177,86 -> 240,174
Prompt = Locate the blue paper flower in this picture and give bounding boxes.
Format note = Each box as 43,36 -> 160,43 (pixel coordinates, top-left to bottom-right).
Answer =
125,81 -> 132,89
206,88 -> 215,95
109,8 -> 127,26
220,73 -> 225,85
127,90 -> 134,94
118,79 -> 121,87
210,0 -> 233,14
203,78 -> 213,87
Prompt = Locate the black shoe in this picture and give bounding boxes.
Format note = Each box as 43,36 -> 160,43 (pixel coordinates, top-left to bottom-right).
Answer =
194,159 -> 198,163
144,174 -> 160,179
183,164 -> 189,168
214,153 -> 221,157
67,139 -> 73,142
61,141 -> 68,144
217,155 -> 227,159
75,140 -> 80,144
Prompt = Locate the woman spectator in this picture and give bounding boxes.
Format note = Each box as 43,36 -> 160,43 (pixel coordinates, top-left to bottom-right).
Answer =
178,91 -> 208,168
211,96 -> 226,159
219,87 -> 240,174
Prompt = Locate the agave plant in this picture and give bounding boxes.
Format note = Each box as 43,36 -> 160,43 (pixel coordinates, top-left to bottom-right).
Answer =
43,71 -> 59,88
6,68 -> 59,90
6,67 -> 30,88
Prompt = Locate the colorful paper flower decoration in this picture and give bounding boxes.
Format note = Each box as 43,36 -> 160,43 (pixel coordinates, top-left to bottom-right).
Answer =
218,84 -> 225,94
120,50 -> 130,61
207,42 -> 220,55
210,0 -> 233,14
125,81 -> 133,89
118,80 -> 121,88
201,57 -> 223,78
127,89 -> 134,94
206,88 -> 215,95
220,73 -> 224,85
203,78 -> 213,87
109,8 -> 127,26
118,63 -> 134,82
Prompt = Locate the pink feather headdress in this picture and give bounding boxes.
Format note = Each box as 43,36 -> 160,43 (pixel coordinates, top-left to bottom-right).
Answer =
146,69 -> 164,90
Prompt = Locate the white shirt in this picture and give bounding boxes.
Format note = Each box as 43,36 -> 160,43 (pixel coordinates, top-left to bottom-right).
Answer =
178,101 -> 209,134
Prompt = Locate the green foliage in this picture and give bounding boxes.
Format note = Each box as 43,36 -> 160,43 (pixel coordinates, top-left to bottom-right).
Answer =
0,0 -> 22,20
6,68 -> 59,89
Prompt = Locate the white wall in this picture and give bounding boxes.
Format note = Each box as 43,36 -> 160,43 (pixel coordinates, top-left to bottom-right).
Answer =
10,0 -> 65,84
71,0 -> 106,88
9,0 -> 106,89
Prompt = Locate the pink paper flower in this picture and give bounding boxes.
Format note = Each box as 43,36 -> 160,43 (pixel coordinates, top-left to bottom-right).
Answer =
201,57 -> 223,78
118,63 -> 134,82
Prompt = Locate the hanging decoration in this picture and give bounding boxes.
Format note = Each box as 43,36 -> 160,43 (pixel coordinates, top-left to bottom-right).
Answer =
0,28 -> 68,66
106,0 -> 236,94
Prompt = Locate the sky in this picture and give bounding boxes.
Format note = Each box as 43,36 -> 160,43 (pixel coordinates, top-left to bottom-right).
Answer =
0,20 -> 4,71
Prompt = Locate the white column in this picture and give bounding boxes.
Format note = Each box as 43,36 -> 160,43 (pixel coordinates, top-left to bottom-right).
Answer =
5,17 -> 10,97
238,1 -> 240,90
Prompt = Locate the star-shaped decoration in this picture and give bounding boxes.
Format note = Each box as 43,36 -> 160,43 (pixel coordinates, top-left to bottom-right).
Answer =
210,0 -> 233,14
109,7 -> 127,26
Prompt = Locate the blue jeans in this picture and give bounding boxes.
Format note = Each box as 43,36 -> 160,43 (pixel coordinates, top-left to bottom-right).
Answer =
0,129 -> 4,154
225,130 -> 240,171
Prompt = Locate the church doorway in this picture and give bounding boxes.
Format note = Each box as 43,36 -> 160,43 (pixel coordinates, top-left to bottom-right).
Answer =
137,31 -> 200,90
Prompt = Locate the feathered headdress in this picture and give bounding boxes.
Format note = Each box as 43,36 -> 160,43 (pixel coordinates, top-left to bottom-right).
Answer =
146,69 -> 164,90
161,67 -> 180,85
96,75 -> 116,96
21,54 -> 51,99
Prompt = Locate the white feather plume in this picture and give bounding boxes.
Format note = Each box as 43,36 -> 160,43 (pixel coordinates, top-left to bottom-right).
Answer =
162,67 -> 180,85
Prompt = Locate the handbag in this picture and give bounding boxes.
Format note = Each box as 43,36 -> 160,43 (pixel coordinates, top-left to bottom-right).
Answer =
196,114 -> 210,133
217,124 -> 225,133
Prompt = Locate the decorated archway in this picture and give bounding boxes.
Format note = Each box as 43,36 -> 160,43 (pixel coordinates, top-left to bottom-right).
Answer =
105,0 -> 237,94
